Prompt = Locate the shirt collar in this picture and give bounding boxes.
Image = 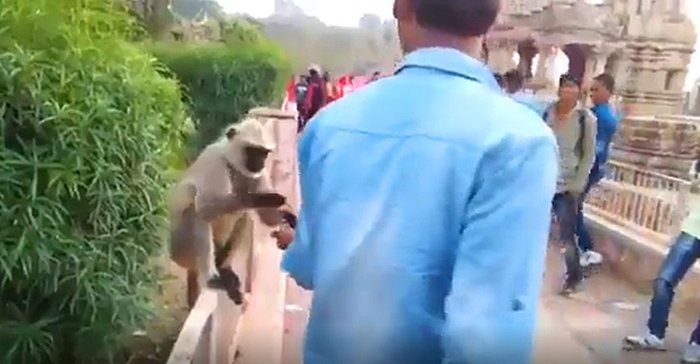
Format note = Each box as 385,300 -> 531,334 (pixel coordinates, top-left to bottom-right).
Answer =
394,47 -> 500,92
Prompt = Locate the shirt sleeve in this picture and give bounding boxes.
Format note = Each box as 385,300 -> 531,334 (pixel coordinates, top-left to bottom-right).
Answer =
573,111 -> 597,192
441,135 -> 558,364
281,120 -> 319,290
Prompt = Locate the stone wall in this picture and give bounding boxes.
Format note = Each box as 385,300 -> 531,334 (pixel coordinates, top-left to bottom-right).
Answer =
611,115 -> 700,179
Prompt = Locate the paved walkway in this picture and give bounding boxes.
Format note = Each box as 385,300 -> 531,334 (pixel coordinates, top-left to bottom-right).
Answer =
252,244 -> 697,364
537,246 -> 692,364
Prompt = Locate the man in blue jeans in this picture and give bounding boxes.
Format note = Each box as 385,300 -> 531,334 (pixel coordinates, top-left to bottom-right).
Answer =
624,169 -> 700,362
577,73 -> 620,268
544,74 -> 597,295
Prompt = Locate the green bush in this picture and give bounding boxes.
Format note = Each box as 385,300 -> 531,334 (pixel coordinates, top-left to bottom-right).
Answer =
148,26 -> 291,152
0,0 -> 190,363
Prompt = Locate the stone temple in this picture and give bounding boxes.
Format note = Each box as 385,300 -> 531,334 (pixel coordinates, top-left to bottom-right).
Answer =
484,0 -> 699,178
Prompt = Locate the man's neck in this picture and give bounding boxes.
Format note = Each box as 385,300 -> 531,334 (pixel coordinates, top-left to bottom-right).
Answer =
555,100 -> 577,115
407,29 -> 482,59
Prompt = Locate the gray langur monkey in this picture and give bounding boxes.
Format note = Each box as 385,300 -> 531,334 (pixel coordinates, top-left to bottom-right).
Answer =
169,117 -> 289,307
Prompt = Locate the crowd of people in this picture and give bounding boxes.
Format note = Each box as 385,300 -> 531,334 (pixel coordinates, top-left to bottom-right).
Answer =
287,67 -> 386,132
492,67 -> 700,360
270,0 -> 700,363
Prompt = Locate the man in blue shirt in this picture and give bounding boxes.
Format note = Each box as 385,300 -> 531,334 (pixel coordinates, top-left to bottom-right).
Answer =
282,0 -> 558,363
504,69 -> 547,115
577,73 -> 620,268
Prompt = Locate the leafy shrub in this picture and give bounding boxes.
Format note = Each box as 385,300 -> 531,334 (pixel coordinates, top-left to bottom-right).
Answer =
148,25 -> 291,152
220,19 -> 264,46
0,0 -> 190,362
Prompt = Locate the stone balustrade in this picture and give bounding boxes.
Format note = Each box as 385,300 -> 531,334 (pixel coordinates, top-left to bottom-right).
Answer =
584,160 -> 691,243
606,160 -> 690,192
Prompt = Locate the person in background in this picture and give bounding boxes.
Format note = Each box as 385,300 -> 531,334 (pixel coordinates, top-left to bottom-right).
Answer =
504,69 -> 545,115
623,159 -> 700,362
301,66 -> 326,131
337,74 -> 354,98
576,73 -> 620,268
281,0 -> 558,362
543,74 -> 597,295
323,71 -> 339,103
294,75 -> 309,131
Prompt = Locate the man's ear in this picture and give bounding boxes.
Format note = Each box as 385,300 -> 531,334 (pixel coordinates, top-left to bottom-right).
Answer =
393,0 -> 412,22
225,127 -> 237,140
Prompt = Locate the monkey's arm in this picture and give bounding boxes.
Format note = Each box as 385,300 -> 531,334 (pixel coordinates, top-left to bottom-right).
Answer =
197,194 -> 247,222
194,189 -> 286,222
252,176 -> 288,227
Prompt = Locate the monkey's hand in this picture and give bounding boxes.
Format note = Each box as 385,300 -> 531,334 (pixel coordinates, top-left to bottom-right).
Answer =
207,268 -> 243,305
239,192 -> 286,209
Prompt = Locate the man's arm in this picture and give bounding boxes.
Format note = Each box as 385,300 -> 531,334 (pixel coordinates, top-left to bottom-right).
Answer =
573,111 -> 597,193
281,119 -> 320,290
442,136 -> 558,364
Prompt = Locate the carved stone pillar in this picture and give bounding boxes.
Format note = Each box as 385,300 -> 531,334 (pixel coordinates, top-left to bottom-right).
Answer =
535,45 -> 550,80
486,40 -> 517,74
593,53 -> 608,77
663,0 -> 680,16
582,56 -> 595,90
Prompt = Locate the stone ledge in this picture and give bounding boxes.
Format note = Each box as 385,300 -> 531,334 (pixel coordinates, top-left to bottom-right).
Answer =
584,212 -> 700,314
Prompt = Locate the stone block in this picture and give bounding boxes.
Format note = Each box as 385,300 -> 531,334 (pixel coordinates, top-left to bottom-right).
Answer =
611,115 -> 699,178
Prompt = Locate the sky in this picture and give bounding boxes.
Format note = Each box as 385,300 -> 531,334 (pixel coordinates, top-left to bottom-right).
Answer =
221,0 -> 700,90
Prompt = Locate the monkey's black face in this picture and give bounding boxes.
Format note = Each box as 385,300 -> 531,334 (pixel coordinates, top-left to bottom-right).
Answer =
244,145 -> 270,173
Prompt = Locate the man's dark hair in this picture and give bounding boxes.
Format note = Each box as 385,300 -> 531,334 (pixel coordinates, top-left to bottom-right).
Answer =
593,73 -> 615,93
411,0 -> 500,37
503,69 -> 523,91
559,73 -> 582,88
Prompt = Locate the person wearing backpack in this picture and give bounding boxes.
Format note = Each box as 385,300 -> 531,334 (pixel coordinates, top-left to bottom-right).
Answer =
543,73 -> 597,295
301,67 -> 327,131
504,69 -> 545,115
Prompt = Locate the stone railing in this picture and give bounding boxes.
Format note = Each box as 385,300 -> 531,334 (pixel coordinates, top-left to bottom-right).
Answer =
166,108 -> 298,364
606,160 -> 690,192
166,216 -> 254,364
584,160 -> 691,245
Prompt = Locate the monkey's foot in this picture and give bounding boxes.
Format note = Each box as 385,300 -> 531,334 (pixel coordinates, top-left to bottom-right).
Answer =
207,268 -> 243,305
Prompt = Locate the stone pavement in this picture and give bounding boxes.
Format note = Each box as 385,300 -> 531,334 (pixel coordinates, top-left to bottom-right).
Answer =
262,245 -> 699,364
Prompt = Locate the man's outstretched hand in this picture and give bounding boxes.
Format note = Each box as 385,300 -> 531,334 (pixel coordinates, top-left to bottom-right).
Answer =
272,226 -> 294,250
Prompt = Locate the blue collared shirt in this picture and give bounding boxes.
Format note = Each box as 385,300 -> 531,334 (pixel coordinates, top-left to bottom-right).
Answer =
283,47 -> 558,364
590,102 -> 619,165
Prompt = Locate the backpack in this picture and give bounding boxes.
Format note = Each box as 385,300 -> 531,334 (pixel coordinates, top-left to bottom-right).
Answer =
295,84 -> 308,105
543,108 -> 587,155
304,80 -> 324,113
